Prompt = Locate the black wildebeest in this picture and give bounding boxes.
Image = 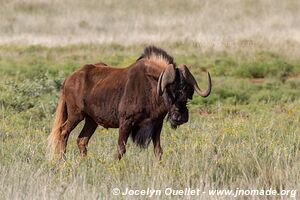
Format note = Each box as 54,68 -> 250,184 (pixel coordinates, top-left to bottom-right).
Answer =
48,46 -> 211,161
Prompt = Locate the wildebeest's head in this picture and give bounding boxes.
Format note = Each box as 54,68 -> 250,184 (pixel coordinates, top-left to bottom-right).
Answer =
157,64 -> 212,129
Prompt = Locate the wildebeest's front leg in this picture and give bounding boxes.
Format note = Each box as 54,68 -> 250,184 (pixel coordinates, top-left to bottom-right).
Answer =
117,120 -> 132,160
152,121 -> 163,161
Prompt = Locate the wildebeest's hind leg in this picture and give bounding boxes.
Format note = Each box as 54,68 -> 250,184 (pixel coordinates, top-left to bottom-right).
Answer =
152,122 -> 163,161
77,116 -> 98,157
60,110 -> 83,161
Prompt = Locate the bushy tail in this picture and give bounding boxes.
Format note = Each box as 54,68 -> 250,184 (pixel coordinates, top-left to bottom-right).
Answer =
47,92 -> 67,159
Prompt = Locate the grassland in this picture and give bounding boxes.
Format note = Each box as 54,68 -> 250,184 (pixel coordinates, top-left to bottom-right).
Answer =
1,0 -> 300,199
0,44 -> 300,199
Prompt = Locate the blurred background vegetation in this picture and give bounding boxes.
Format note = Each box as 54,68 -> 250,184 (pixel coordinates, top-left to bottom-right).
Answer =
1,43 -> 300,111
0,0 -> 300,199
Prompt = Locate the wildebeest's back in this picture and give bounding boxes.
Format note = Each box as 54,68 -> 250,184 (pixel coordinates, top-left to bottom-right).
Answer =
63,63 -> 128,128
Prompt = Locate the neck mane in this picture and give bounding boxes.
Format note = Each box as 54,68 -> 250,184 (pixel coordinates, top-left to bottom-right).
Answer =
137,46 -> 176,69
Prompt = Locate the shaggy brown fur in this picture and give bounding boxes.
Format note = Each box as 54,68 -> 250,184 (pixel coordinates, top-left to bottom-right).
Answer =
48,46 -> 211,161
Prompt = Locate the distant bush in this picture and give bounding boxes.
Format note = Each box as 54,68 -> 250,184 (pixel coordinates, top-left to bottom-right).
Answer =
211,56 -> 238,76
191,76 -> 300,107
235,52 -> 295,79
0,72 -> 61,112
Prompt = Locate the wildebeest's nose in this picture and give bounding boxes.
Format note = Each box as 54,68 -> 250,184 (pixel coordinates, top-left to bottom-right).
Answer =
173,113 -> 180,120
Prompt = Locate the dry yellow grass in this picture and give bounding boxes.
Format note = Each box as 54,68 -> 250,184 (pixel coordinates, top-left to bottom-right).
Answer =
0,0 -> 300,55
1,1 -> 300,199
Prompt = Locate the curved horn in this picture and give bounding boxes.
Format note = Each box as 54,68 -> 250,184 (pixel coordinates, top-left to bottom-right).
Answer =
179,64 -> 211,97
157,70 -> 164,96
157,64 -> 176,96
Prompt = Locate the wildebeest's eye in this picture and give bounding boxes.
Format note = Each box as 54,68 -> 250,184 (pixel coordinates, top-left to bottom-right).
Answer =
166,87 -> 176,104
